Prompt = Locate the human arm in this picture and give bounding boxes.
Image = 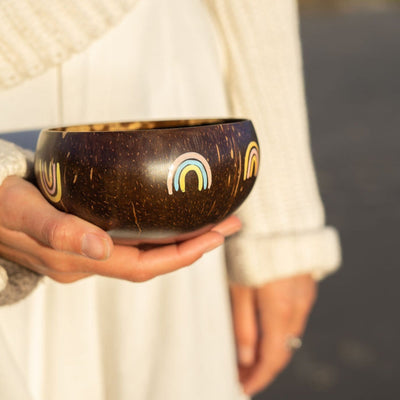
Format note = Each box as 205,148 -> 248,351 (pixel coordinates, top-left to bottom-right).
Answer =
203,0 -> 341,395
230,275 -> 317,395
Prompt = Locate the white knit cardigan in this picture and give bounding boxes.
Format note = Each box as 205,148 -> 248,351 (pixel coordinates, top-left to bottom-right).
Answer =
0,0 -> 341,301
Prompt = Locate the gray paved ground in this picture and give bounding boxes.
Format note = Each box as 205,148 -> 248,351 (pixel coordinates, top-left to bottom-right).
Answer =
257,8 -> 400,400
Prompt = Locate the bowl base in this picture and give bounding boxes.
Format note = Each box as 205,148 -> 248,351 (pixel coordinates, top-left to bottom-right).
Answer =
108,224 -> 215,246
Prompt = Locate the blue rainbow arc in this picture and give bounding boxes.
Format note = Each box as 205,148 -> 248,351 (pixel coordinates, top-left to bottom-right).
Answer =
167,152 -> 212,195
173,159 -> 208,192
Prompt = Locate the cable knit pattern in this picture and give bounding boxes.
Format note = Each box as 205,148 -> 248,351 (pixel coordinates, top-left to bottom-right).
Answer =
204,0 -> 341,284
0,0 -> 138,89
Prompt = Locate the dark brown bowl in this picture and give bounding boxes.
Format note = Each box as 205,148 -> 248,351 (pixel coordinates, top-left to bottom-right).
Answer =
34,119 -> 260,244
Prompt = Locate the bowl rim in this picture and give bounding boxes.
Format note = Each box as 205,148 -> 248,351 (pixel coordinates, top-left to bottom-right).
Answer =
41,118 -> 252,134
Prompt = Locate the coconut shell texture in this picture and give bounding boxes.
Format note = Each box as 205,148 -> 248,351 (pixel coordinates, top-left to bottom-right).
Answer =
34,119 -> 259,244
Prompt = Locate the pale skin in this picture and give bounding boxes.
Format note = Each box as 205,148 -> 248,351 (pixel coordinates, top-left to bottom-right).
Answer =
0,175 -> 317,396
230,275 -> 317,396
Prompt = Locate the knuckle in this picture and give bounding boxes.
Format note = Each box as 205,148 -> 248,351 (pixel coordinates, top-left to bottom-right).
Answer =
131,264 -> 153,282
42,214 -> 73,250
56,261 -> 79,274
41,219 -> 61,248
41,255 -> 79,274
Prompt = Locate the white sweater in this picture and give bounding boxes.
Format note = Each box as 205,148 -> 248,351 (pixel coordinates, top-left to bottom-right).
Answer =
0,0 -> 341,299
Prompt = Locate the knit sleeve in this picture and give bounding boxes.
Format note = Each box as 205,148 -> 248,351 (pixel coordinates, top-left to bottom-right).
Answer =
203,0 -> 341,285
0,0 -> 138,89
0,139 -> 32,185
0,139 -> 42,305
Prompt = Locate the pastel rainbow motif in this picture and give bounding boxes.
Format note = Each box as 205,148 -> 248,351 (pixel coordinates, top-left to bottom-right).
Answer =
167,152 -> 212,195
244,141 -> 259,181
39,159 -> 62,203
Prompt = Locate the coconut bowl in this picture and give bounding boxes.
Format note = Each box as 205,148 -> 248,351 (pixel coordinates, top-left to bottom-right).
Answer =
34,119 -> 260,244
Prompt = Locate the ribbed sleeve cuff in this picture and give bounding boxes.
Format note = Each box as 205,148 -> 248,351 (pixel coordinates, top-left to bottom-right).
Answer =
0,265 -> 7,293
0,257 -> 42,306
0,139 -> 33,185
225,226 -> 341,286
0,139 -> 42,305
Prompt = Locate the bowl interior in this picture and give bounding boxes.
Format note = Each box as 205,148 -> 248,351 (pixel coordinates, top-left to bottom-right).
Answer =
48,118 -> 244,133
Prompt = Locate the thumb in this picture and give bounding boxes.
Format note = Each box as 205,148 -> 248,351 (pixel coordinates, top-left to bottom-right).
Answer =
0,176 -> 113,260
230,284 -> 258,367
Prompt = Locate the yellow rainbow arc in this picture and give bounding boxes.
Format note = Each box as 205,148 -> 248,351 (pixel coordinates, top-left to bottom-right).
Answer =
179,165 -> 204,193
244,141 -> 259,181
39,159 -> 62,203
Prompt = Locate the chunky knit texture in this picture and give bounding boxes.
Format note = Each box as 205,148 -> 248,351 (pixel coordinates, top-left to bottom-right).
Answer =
0,266 -> 7,293
0,0 -> 341,304
204,0 -> 341,284
0,0 -> 138,89
0,258 -> 42,306
0,139 -> 42,304
0,140 -> 28,185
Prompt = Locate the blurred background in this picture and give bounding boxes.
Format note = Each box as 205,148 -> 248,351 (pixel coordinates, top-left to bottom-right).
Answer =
258,1 -> 400,399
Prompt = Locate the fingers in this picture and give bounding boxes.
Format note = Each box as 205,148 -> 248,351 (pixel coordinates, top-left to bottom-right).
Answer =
0,177 -> 242,264
239,275 -> 317,396
0,176 -> 242,283
230,284 -> 258,367
241,290 -> 292,395
82,230 -> 226,281
241,321 -> 291,395
0,176 -> 113,260
212,215 -> 242,237
118,218 -> 241,281
54,216 -> 241,281
287,274 -> 318,337
2,225 -> 227,282
0,222 -> 225,282
0,241 -> 92,283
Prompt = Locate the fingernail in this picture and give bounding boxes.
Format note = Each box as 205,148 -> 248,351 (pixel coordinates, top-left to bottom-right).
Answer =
81,233 -> 110,260
238,346 -> 255,365
204,235 -> 224,253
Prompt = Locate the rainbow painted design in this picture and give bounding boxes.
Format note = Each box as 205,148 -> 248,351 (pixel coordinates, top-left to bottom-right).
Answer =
39,159 -> 62,203
243,141 -> 259,181
167,152 -> 212,195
